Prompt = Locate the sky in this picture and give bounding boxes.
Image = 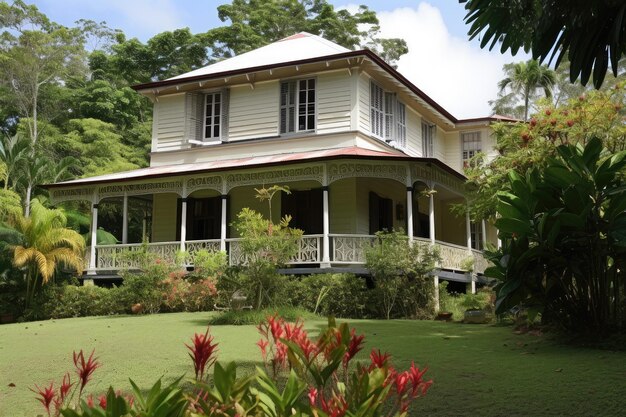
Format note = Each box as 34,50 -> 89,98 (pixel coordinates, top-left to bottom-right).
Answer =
30,0 -> 528,119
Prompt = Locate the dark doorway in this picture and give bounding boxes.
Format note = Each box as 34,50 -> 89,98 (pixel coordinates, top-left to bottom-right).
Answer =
369,192 -> 393,234
281,188 -> 323,234
176,196 -> 222,240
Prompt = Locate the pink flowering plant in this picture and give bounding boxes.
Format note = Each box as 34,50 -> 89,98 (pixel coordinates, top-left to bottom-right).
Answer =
35,316 -> 432,416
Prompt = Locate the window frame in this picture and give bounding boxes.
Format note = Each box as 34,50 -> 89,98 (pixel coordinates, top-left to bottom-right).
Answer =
202,90 -> 226,142
461,131 -> 482,168
279,77 -> 317,135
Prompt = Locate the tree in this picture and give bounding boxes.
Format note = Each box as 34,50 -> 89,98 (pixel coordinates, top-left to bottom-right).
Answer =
0,0 -> 86,146
492,60 -> 556,121
460,0 -> 626,88
208,0 -> 408,67
0,199 -> 84,307
487,139 -> 626,335
464,85 -> 626,221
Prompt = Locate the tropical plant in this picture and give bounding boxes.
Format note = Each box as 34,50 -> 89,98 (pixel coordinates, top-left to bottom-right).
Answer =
0,198 -> 84,307
461,0 -> 626,88
487,138 -> 626,335
492,59 -> 556,120
40,316 -> 432,417
464,84 -> 626,221
234,186 -> 303,309
365,230 -> 439,319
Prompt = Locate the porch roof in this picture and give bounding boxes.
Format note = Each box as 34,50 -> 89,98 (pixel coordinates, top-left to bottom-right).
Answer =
43,146 -> 466,188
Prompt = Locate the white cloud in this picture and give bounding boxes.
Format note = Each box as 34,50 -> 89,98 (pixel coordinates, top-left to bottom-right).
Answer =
374,3 -> 527,119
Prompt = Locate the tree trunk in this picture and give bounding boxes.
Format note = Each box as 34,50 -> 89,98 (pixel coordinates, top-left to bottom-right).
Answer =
24,184 -> 32,217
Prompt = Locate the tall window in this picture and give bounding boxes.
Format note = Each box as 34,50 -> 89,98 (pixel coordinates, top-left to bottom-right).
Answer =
422,121 -> 434,157
204,92 -> 222,141
462,131 -> 482,168
280,78 -> 315,134
370,81 -> 406,146
470,222 -> 483,250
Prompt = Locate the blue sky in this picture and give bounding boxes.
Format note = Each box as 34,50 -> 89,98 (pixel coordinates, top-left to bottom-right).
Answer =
29,0 -> 526,118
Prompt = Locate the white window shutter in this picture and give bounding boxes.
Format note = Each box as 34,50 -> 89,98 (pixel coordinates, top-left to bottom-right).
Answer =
184,92 -> 204,144
221,88 -> 229,141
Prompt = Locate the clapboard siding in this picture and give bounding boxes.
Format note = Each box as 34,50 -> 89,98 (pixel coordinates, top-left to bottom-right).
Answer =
444,132 -> 462,173
317,72 -> 352,134
329,178 -> 357,233
358,73 -> 370,134
155,95 -> 186,151
405,109 -> 422,157
228,82 -> 279,141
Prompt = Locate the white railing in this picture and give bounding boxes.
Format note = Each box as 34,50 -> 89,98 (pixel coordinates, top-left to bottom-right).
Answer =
96,241 -> 179,269
330,234 -> 375,264
92,234 -> 488,273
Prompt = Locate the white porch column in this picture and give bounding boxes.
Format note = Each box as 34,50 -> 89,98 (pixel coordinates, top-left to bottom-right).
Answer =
428,190 -> 435,244
433,275 -> 440,313
180,198 -> 187,252
481,219 -> 487,250
220,195 -> 227,252
87,203 -> 98,275
466,209 -> 476,294
322,186 -> 330,267
122,193 -> 128,244
406,186 -> 414,242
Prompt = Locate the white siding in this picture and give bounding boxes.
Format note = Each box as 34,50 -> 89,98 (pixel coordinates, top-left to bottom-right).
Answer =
434,126 -> 446,162
155,95 -> 186,152
229,82 -> 279,141
357,72 -> 370,134
405,108 -> 422,157
317,72 -> 352,134
444,132 -> 462,173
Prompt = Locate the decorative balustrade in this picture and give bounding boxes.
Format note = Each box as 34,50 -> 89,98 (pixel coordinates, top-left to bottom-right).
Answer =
92,234 -> 488,273
96,242 -> 179,270
330,234 -> 375,264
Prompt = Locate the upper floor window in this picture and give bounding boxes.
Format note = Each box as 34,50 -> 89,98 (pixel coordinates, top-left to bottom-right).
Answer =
421,121 -> 434,157
186,89 -> 229,144
280,78 -> 315,134
462,131 -> 482,168
204,92 -> 222,141
370,81 -> 406,147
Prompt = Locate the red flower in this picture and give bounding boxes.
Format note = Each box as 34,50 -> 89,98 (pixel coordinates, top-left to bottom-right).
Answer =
394,371 -> 410,395
186,327 -> 218,380
86,394 -> 94,408
320,392 -> 348,417
369,349 -> 391,370
59,372 -> 73,402
308,387 -> 318,406
99,394 -> 107,409
31,382 -> 56,416
344,329 -> 365,365
408,362 -> 432,397
73,350 -> 101,395
257,339 -> 269,360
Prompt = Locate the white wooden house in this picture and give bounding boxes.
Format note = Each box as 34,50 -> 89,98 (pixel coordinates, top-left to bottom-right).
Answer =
46,33 -> 514,290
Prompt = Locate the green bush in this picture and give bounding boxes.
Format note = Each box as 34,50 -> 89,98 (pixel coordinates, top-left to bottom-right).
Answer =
42,285 -> 124,318
439,281 -> 495,321
208,306 -> 316,325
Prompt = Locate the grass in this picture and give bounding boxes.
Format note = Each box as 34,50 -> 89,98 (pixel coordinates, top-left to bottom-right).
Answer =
208,306 -> 317,325
1,313 -> 625,416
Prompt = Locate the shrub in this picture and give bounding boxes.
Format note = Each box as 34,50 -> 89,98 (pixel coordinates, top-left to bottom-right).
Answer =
282,273 -> 372,318
208,306 -> 316,325
365,230 -> 440,319
42,285 -> 124,318
39,316 -> 432,417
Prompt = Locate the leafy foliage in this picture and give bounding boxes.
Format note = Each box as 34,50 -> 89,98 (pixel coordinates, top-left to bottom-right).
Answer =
465,85 -> 626,220
486,138 -> 626,335
365,230 -> 439,320
461,0 -> 626,88
208,0 -> 408,67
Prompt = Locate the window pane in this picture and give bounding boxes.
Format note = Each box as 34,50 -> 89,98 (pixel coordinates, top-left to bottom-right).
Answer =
308,115 -> 314,129
214,125 -> 220,138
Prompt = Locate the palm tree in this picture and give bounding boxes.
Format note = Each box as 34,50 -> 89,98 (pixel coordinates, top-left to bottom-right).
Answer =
0,199 -> 85,306
497,60 -> 556,121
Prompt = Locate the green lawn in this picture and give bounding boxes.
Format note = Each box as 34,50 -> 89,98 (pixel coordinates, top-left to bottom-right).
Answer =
1,313 -> 624,416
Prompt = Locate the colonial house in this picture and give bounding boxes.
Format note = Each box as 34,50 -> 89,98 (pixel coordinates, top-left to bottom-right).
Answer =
45,33 -> 513,293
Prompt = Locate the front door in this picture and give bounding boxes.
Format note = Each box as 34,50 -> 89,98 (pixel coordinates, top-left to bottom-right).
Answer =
369,192 -> 393,234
